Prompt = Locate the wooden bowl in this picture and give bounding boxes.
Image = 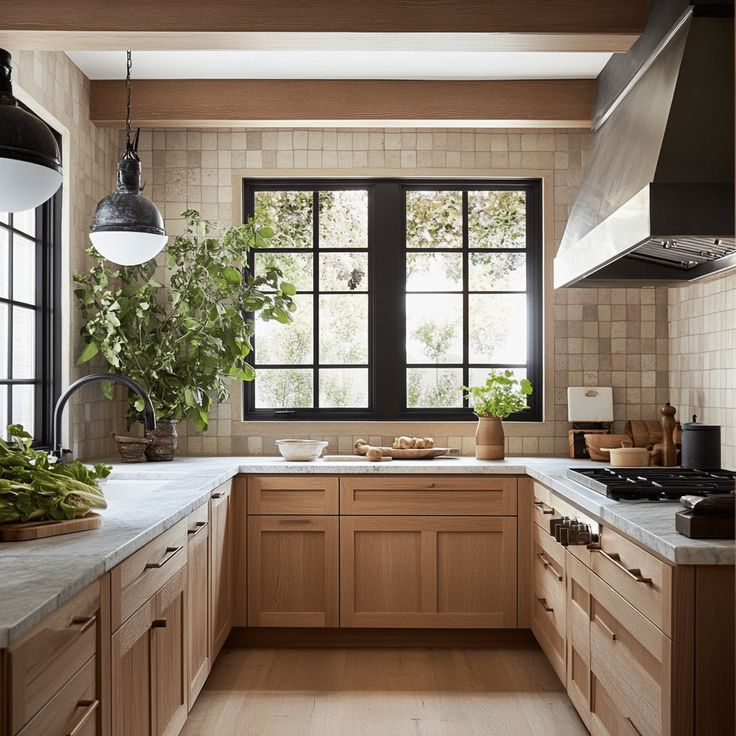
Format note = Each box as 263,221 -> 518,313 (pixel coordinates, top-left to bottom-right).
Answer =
584,433 -> 633,462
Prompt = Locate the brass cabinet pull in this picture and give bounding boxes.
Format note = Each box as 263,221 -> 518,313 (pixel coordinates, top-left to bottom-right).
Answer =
536,597 -> 554,613
594,548 -> 653,585
69,615 -> 96,633
145,545 -> 183,569
66,699 -> 99,736
626,717 -> 644,735
533,500 -> 555,515
536,552 -> 563,581
151,619 -> 167,629
594,614 -> 617,641
187,520 -> 208,537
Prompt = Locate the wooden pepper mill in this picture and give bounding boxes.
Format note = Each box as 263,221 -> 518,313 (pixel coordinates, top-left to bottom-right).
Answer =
661,402 -> 678,467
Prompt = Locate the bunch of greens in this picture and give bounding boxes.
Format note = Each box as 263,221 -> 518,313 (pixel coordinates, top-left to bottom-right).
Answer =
0,425 -> 110,523
463,370 -> 533,419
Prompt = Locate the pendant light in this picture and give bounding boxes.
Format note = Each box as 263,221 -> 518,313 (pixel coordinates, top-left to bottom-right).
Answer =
0,49 -> 63,212
90,51 -> 166,266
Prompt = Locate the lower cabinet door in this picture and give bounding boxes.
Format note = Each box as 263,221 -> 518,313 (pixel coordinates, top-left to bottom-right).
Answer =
590,575 -> 671,736
248,515 -> 339,627
154,567 -> 188,736
566,551 -> 592,729
186,507 -> 210,708
340,516 -> 517,628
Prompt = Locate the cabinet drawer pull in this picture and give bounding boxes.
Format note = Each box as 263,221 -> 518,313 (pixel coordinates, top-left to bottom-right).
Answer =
145,545 -> 183,569
594,615 -> 617,641
536,553 -> 563,581
626,717 -> 643,735
69,615 -> 96,633
536,597 -> 554,613
594,548 -> 653,585
278,518 -> 311,524
211,491 -> 226,499
533,500 -> 555,515
188,520 -> 208,537
151,618 -> 167,629
67,699 -> 99,736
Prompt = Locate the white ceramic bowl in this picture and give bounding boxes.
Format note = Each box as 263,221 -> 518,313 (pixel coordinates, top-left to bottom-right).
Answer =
276,439 -> 328,462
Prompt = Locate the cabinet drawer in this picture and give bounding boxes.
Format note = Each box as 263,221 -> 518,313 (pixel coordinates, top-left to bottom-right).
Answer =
590,575 -> 671,736
17,657 -> 97,736
566,552 -> 592,730
591,526 -> 672,636
531,595 -> 566,685
248,476 -> 338,515
111,518 -> 187,630
532,524 -> 566,640
340,476 -> 517,516
9,580 -> 100,734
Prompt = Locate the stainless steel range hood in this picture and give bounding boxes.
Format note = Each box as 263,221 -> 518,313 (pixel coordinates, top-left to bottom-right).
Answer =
554,11 -> 734,288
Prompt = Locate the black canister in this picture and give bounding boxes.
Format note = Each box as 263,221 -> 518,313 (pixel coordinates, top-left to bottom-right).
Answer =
681,415 -> 721,470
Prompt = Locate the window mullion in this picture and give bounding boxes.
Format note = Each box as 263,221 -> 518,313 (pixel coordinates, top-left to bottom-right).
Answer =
312,191 -> 320,408
462,190 -> 469,408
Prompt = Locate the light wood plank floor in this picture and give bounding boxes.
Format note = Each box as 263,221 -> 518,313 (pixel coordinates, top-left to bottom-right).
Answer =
182,647 -> 588,736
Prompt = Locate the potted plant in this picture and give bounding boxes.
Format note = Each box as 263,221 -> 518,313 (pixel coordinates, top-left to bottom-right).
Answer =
463,370 -> 533,460
74,209 -> 296,461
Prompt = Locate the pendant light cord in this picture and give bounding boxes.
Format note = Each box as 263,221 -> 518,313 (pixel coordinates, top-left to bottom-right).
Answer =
124,50 -> 140,160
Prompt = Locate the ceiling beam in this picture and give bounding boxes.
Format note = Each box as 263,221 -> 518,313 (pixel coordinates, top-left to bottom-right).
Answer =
89,79 -> 595,128
0,0 -> 649,52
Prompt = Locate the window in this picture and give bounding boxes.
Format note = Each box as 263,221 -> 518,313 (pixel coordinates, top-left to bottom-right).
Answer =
243,178 -> 542,421
0,187 -> 61,445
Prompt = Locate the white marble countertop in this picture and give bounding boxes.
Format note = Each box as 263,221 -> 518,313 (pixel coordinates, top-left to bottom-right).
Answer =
0,455 -> 732,647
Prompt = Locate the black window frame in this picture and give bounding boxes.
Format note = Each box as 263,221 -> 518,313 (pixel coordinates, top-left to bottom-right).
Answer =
0,184 -> 62,448
243,177 -> 543,422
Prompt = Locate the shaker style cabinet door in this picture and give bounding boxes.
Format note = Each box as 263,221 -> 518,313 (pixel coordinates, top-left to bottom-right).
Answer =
186,505 -> 210,708
210,481 -> 233,659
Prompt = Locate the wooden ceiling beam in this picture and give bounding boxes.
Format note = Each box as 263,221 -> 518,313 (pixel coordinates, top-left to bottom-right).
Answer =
0,0 -> 649,52
89,78 -> 596,128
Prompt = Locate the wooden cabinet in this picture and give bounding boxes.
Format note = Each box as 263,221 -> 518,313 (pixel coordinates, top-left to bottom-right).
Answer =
248,476 -> 338,515
248,516 -> 339,627
110,567 -> 187,736
210,481 -> 233,659
340,516 -> 517,628
566,551 -> 592,730
186,505 -> 210,708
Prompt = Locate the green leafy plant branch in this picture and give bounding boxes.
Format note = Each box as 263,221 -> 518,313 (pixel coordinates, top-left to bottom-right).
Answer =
463,369 -> 533,419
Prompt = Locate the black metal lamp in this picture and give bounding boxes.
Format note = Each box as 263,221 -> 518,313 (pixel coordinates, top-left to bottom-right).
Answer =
89,51 -> 166,266
0,49 -> 63,212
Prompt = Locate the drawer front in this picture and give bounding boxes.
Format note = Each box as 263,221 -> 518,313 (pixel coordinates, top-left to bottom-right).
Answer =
340,476 -> 517,516
590,575 -> 670,736
532,524 -> 566,638
566,552 -> 592,730
591,526 -> 672,636
187,502 -> 209,530
17,657 -> 98,736
9,580 -> 100,734
248,476 -> 338,515
111,518 -> 187,630
531,595 -> 566,685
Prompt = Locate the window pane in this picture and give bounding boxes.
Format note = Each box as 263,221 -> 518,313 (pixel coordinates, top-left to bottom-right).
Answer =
469,252 -> 526,291
254,190 -> 313,248
406,294 -> 462,363
319,190 -> 368,248
0,387 -> 7,437
0,303 -> 7,379
319,368 -> 368,408
13,209 -> 36,238
319,294 -> 368,364
12,385 -> 34,435
13,235 -> 36,304
406,191 -> 462,249
256,295 -> 313,365
254,252 -> 313,292
469,367 -> 527,388
407,367 -> 463,408
319,252 -> 368,292
468,190 -> 526,249
469,294 -> 527,364
254,368 -> 313,408
12,306 -> 35,378
406,253 -> 462,292
0,228 -> 8,299
0,212 -> 8,224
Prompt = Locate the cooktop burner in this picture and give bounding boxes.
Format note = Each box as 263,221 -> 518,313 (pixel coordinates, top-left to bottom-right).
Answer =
567,467 -> 736,501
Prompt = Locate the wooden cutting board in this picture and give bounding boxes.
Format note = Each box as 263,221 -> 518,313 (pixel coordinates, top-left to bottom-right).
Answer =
356,444 -> 461,460
0,513 -> 103,542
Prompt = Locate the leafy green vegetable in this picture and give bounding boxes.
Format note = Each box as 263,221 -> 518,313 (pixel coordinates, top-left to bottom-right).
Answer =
462,370 -> 533,419
0,425 -> 110,523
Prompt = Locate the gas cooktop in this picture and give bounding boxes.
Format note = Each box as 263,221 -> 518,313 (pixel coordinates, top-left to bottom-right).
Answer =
567,467 -> 736,501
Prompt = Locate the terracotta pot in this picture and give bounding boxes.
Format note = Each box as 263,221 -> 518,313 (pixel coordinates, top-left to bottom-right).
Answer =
112,433 -> 151,463
145,419 -> 178,462
475,415 -> 505,460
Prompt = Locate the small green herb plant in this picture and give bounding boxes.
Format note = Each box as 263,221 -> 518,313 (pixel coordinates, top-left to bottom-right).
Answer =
74,209 -> 296,431
0,424 -> 110,523
463,370 -> 533,419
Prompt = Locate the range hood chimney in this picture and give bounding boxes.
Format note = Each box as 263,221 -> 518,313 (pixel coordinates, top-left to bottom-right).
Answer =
554,10 -> 734,287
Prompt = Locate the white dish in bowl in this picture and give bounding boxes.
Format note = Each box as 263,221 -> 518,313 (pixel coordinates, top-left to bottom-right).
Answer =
276,439 -> 328,462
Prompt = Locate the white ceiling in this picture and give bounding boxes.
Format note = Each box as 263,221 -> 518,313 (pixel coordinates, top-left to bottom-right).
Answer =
67,49 -> 612,81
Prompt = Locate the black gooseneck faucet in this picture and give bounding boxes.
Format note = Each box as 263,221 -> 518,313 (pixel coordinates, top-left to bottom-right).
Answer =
52,373 -> 156,458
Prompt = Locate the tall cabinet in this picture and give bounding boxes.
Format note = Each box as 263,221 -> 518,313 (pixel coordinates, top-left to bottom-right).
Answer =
210,481 -> 233,659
